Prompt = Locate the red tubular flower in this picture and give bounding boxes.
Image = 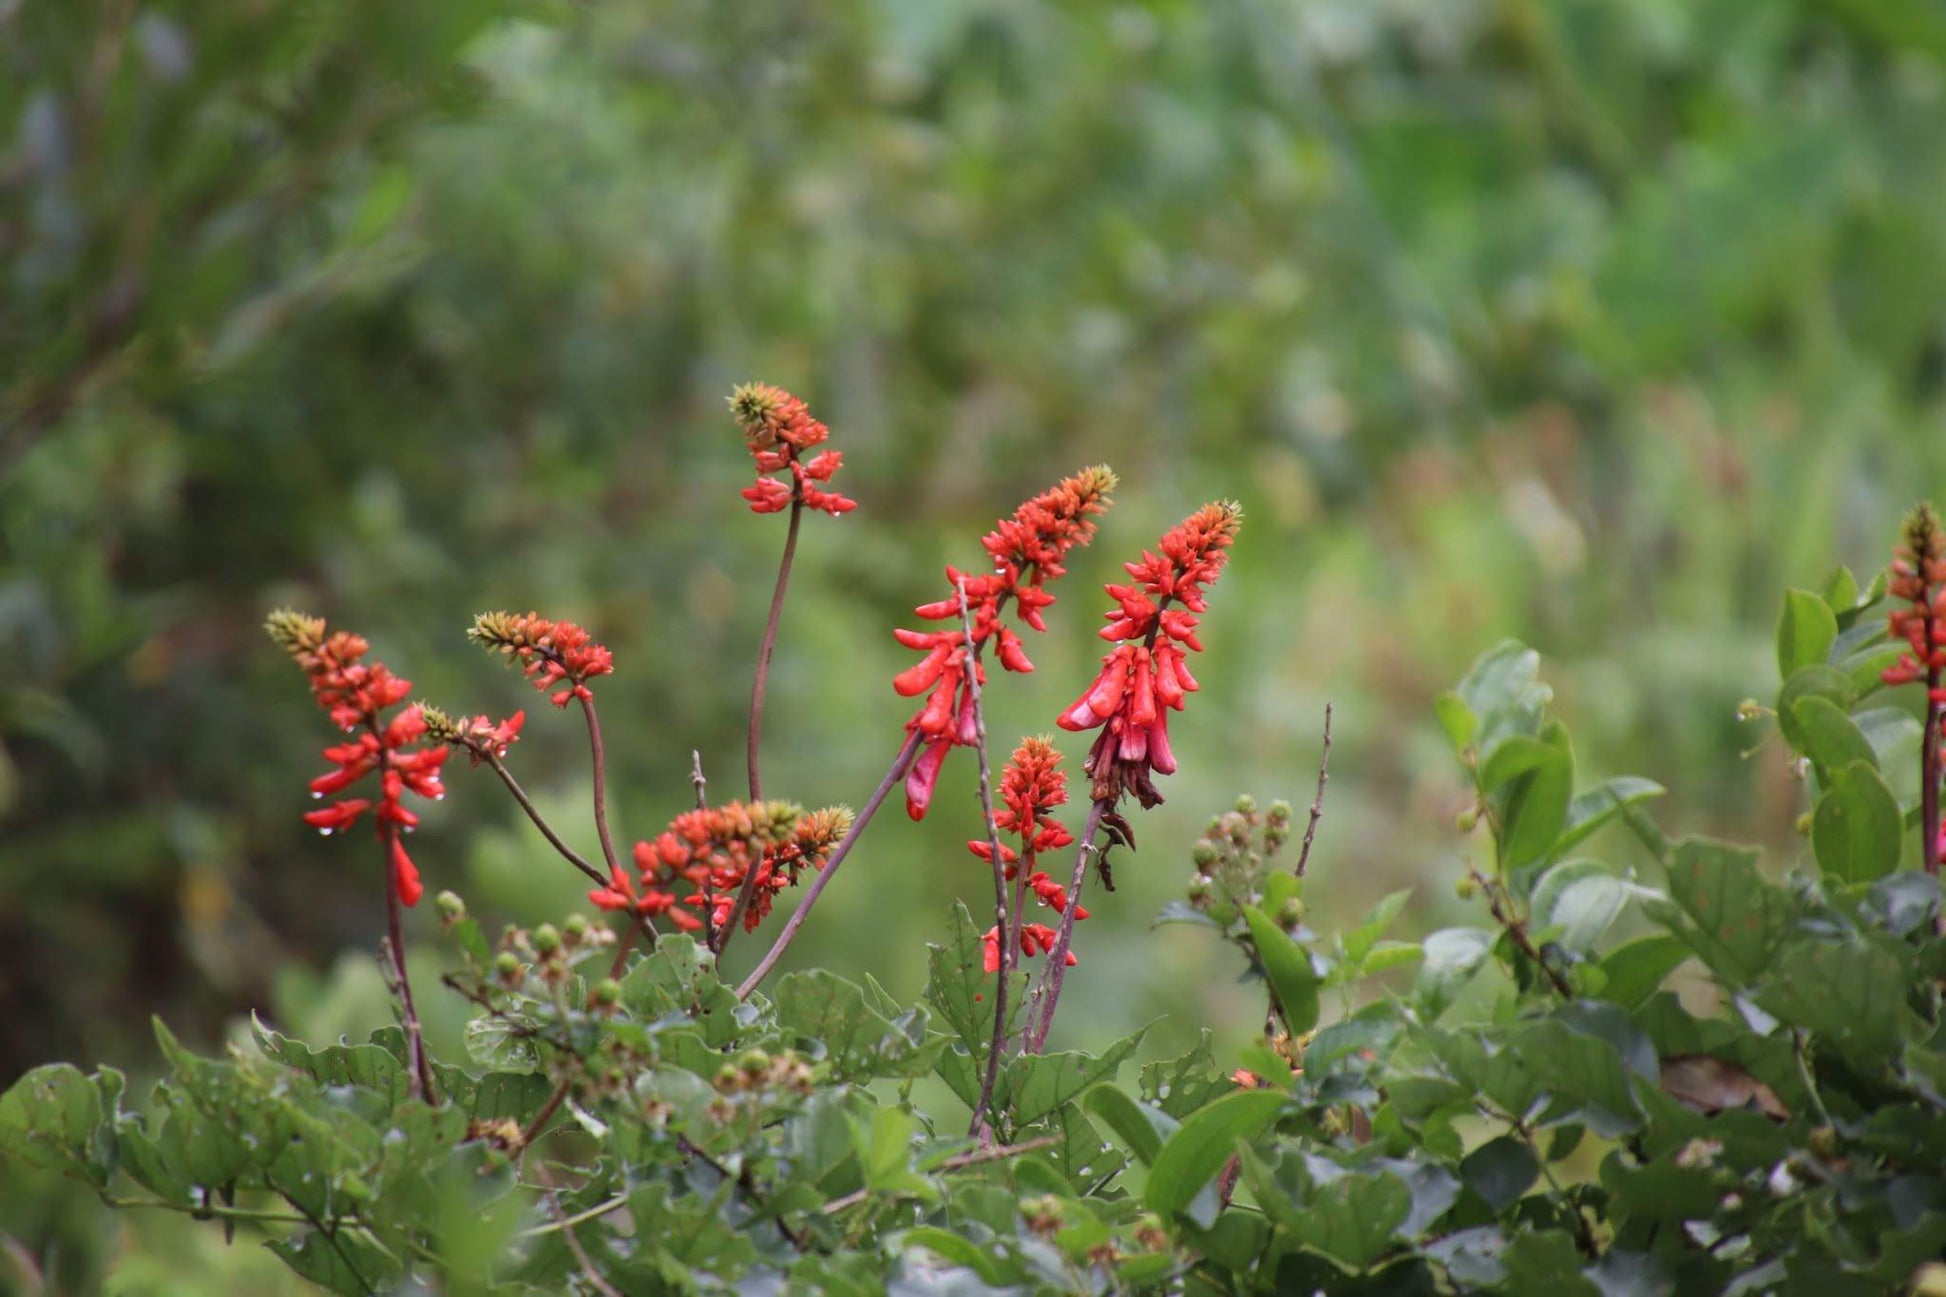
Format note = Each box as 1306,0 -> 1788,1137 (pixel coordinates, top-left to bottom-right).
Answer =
468,612 -> 614,707
1058,501 -> 1242,808
896,466 -> 1118,818
420,706 -> 527,766
1883,504 -> 1946,696
729,383 -> 857,516
600,801 -> 853,935
971,737 -> 1088,968
267,610 -> 450,907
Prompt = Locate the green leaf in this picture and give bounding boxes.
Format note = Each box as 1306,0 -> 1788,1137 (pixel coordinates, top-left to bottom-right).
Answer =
1460,1135 -> 1539,1211
1455,641 -> 1550,761
1777,587 -> 1839,678
1595,936 -> 1691,1009
1530,860 -> 1658,954
1413,928 -> 1494,1019
1485,722 -> 1575,870
1553,777 -> 1666,857
1757,937 -> 1923,1061
254,1015 -> 406,1102
1243,905 -> 1320,1035
0,1064 -> 118,1187
901,1227 -> 1012,1286
1651,839 -> 1793,989
1821,564 -> 1860,614
1434,692 -> 1478,753
1341,889 -> 1413,964
1775,665 -> 1856,755
922,901 -> 1024,1057
267,1230 -> 395,1297
1281,1157 -> 1413,1271
463,1016 -> 540,1072
1083,1084 -> 1178,1167
1144,1089 -> 1288,1218
1010,1030 -> 1146,1128
774,969 -> 937,1081
1140,1033 -> 1226,1119
1788,695 -> 1878,773
1811,760 -> 1903,883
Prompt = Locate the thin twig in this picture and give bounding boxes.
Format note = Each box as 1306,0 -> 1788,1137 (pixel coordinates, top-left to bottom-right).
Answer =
577,696 -> 626,880
958,576 -> 1012,1138
735,730 -> 924,999
692,749 -> 709,810
1473,869 -> 1573,998
555,1201 -> 622,1297
1024,800 -> 1108,1053
378,822 -> 435,1103
748,497 -> 804,802
99,1195 -> 311,1227
1294,702 -> 1333,878
484,753 -> 605,886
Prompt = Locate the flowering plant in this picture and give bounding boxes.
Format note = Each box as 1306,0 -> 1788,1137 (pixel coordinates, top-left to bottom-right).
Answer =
8,427 -> 1946,1296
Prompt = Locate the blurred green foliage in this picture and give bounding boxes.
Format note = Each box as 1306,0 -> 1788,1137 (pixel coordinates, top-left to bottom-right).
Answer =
5,0 -> 1946,1285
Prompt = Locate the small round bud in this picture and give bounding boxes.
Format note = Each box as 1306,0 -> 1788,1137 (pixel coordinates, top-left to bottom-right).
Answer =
1266,799 -> 1293,826
563,913 -> 589,942
1191,841 -> 1221,872
713,1064 -> 741,1093
1455,807 -> 1479,833
532,924 -> 562,956
1277,897 -> 1306,930
493,951 -> 523,981
1187,876 -> 1214,906
1808,1126 -> 1839,1160
1455,876 -> 1478,901
1234,794 -> 1257,815
435,890 -> 466,922
738,1049 -> 772,1078
590,978 -> 622,1008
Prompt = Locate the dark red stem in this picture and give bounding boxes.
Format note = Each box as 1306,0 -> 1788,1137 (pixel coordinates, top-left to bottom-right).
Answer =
747,497 -> 803,802
1024,799 -> 1108,1053
735,731 -> 924,999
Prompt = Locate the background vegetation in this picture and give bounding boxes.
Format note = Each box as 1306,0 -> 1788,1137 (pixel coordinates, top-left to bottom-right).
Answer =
6,0 -> 1946,1286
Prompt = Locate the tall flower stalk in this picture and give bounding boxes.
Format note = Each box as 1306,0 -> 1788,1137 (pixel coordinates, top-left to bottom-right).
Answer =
1883,503 -> 1946,875
267,611 -> 445,1100
724,385 -> 855,948
1029,501 -> 1242,1051
735,467 -> 1116,996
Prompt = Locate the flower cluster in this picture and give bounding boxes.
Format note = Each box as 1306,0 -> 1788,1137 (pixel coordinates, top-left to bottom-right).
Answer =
971,738 -> 1087,973
420,705 -> 527,766
266,610 -> 448,907
896,466 -> 1118,819
591,801 -> 853,934
1060,501 -> 1242,808
729,383 -> 856,516
1883,504 -> 1946,697
468,612 -> 614,707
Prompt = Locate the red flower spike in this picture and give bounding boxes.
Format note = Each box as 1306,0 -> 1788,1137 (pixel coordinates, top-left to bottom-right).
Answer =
469,613 -> 614,708
966,737 -> 1085,966
893,467 -> 1117,820
621,801 -> 852,936
421,706 -> 526,767
267,610 -> 449,906
728,383 -> 857,517
1059,501 -> 1242,808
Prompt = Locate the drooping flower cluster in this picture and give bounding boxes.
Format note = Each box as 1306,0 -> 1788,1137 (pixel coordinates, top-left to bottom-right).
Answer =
1059,501 -> 1242,808
729,383 -> 856,516
420,705 -> 527,766
973,738 -> 1086,973
468,612 -> 614,707
591,801 -> 853,934
896,466 -> 1118,819
1883,504 -> 1946,697
267,610 -> 448,906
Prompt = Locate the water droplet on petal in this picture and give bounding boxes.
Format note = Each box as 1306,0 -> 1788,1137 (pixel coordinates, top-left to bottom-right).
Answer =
318,828 -> 333,837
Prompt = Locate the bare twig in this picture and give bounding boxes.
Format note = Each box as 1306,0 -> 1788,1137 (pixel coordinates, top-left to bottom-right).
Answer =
484,753 -> 604,887
734,730 -> 924,999
748,497 -> 804,802
692,749 -> 709,810
577,696 -> 627,882
957,577 -> 1012,1138
1294,702 -> 1333,878
1024,799 -> 1109,1053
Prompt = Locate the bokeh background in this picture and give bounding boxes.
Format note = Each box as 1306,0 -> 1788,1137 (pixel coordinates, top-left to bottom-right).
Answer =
7,0 -> 1946,1287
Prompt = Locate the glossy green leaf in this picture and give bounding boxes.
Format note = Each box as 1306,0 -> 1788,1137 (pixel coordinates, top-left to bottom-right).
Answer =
1777,587 -> 1839,678
1144,1089 -> 1288,1218
1811,760 -> 1902,883
1243,905 -> 1319,1036
1788,695 -> 1878,772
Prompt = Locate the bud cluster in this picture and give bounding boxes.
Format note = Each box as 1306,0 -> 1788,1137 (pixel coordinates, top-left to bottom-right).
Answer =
1185,794 -> 1294,914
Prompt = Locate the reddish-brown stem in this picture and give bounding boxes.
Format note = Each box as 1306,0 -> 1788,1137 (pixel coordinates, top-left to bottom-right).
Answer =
958,580 -> 1011,1138
520,1079 -> 570,1150
1473,868 -> 1573,998
379,822 -> 436,1102
577,695 -> 625,879
735,731 -> 924,999
1024,799 -> 1108,1053
747,497 -> 803,803
1294,702 -> 1333,878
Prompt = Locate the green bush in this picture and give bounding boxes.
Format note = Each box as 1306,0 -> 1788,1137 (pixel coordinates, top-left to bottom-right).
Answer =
6,477 -> 1946,1295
